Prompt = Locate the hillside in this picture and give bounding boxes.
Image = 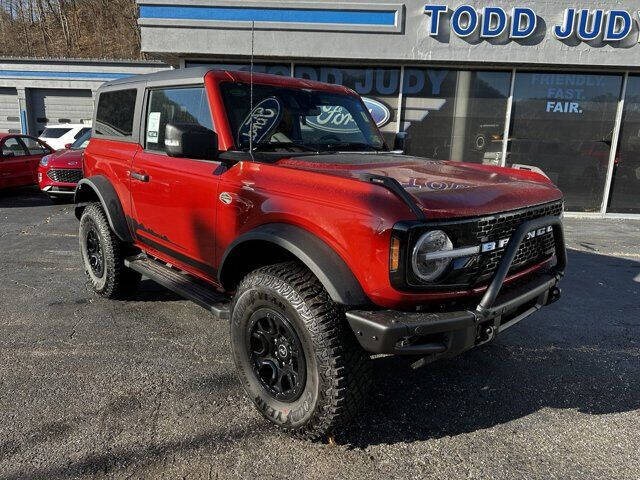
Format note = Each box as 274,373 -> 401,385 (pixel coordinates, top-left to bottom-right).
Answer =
0,0 -> 142,59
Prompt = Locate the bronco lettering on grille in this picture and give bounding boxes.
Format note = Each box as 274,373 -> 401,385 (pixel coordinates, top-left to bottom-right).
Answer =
481,225 -> 553,253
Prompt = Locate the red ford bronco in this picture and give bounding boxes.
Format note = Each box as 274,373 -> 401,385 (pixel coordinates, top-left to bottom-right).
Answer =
75,68 -> 565,440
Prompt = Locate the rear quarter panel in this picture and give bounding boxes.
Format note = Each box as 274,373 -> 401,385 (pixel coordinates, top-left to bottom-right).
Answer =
83,138 -> 140,219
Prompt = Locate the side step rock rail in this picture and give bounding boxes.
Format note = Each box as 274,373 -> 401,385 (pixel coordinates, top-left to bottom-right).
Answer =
125,255 -> 230,320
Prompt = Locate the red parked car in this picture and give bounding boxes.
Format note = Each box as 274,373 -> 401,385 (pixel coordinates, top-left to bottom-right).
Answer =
38,129 -> 89,202
75,69 -> 565,440
0,133 -> 53,190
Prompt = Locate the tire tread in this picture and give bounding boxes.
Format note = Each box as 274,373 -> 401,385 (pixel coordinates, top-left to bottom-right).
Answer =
233,261 -> 371,440
80,203 -> 140,299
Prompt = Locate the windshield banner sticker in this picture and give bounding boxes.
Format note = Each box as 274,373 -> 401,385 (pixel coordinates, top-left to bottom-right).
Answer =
306,97 -> 390,133
238,97 -> 282,146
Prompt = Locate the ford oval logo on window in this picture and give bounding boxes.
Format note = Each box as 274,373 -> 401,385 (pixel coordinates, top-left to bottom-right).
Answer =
363,97 -> 391,129
237,96 -> 283,146
306,97 -> 391,134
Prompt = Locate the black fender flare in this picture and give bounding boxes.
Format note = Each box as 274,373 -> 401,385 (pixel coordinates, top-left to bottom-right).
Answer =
74,175 -> 133,243
219,223 -> 370,307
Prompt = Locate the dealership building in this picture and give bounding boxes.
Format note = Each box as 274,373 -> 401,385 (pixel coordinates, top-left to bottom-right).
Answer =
0,57 -> 167,138
2,1 -> 640,217
134,0 -> 640,217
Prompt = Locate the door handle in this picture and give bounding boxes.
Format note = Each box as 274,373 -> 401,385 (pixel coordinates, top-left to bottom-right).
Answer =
130,171 -> 149,182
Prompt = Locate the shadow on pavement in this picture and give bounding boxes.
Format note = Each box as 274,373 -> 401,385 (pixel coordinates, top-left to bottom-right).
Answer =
340,248 -> 640,447
2,373 -> 252,480
127,279 -> 185,303
0,186 -> 54,208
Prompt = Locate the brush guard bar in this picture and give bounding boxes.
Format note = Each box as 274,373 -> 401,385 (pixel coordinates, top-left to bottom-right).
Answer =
346,216 -> 566,356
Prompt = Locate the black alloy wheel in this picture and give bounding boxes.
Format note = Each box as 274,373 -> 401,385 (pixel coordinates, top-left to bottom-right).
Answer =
79,203 -> 141,298
230,262 -> 372,440
247,308 -> 306,402
85,226 -> 104,278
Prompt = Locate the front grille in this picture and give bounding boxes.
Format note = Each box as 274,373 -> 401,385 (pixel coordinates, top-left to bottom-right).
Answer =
470,201 -> 563,284
482,227 -> 556,273
475,201 -> 563,243
403,200 -> 564,290
47,169 -> 82,184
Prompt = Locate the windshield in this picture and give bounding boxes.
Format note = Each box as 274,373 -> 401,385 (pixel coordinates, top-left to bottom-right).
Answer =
220,82 -> 386,153
70,129 -> 91,150
41,127 -> 72,139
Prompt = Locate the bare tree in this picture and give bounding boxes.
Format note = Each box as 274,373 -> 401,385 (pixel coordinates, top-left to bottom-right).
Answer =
0,0 -> 144,59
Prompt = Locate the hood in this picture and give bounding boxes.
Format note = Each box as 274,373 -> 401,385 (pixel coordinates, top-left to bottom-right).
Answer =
276,154 -> 563,218
46,148 -> 84,169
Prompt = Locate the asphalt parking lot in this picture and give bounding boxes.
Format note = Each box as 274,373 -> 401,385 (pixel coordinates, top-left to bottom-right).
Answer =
1,186 -> 639,480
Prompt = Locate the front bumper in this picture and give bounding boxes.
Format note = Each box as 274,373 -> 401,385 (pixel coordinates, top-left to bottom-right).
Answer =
346,216 -> 566,358
41,185 -> 76,194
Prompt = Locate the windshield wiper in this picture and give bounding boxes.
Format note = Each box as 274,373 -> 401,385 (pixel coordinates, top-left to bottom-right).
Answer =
320,142 -> 382,152
250,142 -> 319,153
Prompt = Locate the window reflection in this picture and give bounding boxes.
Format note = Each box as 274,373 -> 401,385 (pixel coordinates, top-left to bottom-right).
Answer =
608,75 -> 640,214
401,70 -> 511,165
294,66 -> 400,146
507,73 -> 622,212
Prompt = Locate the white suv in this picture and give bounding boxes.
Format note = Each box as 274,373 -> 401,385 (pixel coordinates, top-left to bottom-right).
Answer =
39,124 -> 92,150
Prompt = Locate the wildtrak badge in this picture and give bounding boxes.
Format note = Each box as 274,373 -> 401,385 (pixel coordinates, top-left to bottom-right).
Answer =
481,226 -> 554,253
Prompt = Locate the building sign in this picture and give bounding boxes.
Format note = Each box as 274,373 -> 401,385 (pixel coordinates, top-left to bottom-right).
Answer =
423,5 -> 637,43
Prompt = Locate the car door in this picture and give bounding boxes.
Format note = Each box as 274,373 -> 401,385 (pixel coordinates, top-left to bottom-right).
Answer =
0,137 -> 31,188
19,136 -> 52,184
130,85 -> 222,278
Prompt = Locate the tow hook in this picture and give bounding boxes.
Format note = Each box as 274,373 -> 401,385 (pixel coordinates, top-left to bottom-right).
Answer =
477,325 -> 496,345
546,286 -> 562,305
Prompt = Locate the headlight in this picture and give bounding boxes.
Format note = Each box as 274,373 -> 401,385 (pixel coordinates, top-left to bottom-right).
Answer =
411,230 -> 453,282
40,155 -> 51,167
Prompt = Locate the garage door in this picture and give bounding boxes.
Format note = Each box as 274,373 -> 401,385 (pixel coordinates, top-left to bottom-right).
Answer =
29,89 -> 93,136
0,88 -> 21,133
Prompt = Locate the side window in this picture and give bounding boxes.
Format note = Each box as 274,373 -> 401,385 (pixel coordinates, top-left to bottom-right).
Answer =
95,89 -> 137,138
74,127 -> 91,140
1,138 -> 28,157
22,137 -> 50,155
145,86 -> 213,153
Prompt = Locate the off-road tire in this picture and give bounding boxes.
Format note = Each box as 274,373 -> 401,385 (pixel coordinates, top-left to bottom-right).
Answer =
79,203 -> 141,299
230,261 -> 371,441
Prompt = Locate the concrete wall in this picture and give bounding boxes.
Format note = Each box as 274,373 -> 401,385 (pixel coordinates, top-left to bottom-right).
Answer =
138,0 -> 640,70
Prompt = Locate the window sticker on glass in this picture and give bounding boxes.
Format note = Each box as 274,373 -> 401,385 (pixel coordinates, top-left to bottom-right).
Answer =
307,105 -> 358,133
237,97 -> 282,146
147,112 -> 161,144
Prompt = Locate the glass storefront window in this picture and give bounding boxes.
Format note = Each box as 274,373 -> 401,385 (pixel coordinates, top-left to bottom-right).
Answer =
401,69 -> 511,165
507,72 -> 623,212
607,76 -> 640,214
184,61 -> 291,76
294,66 -> 400,146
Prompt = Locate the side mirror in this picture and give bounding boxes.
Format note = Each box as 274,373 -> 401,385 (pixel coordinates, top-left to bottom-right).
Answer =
393,131 -> 409,154
64,143 -> 72,149
165,123 -> 218,160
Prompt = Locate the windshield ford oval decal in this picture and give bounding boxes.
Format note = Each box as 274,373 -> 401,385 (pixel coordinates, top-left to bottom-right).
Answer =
237,97 -> 282,146
306,97 -> 391,134
363,97 -> 391,128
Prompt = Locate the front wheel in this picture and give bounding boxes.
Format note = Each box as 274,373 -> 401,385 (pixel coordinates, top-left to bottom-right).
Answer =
230,262 -> 371,440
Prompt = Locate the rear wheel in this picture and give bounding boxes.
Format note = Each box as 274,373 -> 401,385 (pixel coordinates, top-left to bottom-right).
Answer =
79,203 -> 141,298
230,262 -> 371,440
